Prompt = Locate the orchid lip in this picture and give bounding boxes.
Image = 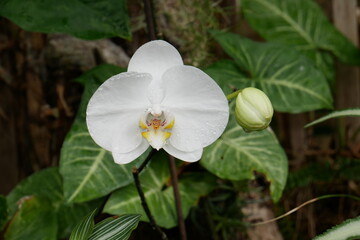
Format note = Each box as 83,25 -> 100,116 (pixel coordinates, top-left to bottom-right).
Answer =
139,110 -> 175,150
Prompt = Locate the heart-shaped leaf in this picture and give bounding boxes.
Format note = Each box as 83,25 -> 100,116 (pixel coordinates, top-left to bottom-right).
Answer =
5,196 -> 57,240
241,0 -> 360,65
6,167 -> 101,239
200,115 -> 288,202
208,31 -> 333,113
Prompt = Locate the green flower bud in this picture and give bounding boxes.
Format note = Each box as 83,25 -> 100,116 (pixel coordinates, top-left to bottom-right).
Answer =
235,87 -> 273,131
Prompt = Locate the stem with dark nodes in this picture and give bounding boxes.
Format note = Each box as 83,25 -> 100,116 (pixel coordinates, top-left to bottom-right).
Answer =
132,149 -> 168,240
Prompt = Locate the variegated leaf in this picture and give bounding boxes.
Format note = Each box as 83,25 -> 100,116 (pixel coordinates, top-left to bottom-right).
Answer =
89,214 -> 141,240
241,0 -> 360,65
209,30 -> 333,113
70,209 -> 97,240
200,115 -> 288,202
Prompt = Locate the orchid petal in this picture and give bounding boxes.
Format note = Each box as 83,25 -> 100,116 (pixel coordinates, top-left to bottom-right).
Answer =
128,40 -> 183,81
86,72 -> 151,153
163,143 -> 203,162
112,140 -> 149,164
162,66 -> 229,152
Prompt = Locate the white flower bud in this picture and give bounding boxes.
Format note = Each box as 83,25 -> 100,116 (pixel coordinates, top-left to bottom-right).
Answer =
235,87 -> 273,131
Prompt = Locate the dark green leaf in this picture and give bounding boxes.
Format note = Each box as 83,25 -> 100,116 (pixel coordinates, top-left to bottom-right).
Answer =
70,209 -> 97,240
0,0 -> 131,40
6,168 -> 63,217
6,167 -> 101,239
209,30 -> 333,113
0,195 -> 7,231
307,50 -> 335,84
200,114 -> 288,202
103,151 -> 216,228
241,0 -> 360,65
89,214 -> 141,240
60,65 -> 147,203
204,60 -> 246,95
5,196 -> 57,240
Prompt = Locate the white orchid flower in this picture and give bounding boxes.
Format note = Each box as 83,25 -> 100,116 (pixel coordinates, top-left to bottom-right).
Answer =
86,40 -> 229,164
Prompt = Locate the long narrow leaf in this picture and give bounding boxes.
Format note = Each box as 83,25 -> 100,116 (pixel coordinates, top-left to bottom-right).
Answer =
89,214 -> 141,240
305,108 -> 360,127
70,209 -> 97,240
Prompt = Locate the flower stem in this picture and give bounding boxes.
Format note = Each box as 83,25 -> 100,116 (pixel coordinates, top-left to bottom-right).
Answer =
142,0 -> 187,237
143,0 -> 157,40
132,150 -> 168,240
168,154 -> 188,240
226,89 -> 242,101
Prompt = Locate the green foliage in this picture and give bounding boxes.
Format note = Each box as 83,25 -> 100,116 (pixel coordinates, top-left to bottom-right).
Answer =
241,0 -> 360,67
88,215 -> 141,240
104,151 -> 217,229
208,30 -> 333,113
286,159 -> 360,191
196,183 -> 248,238
204,60 -> 246,95
285,162 -> 335,191
5,196 -> 57,240
0,195 -> 7,231
70,209 -> 97,240
200,113 -> 288,202
305,108 -> 360,127
60,65 -> 147,203
340,159 -> 360,181
70,210 -> 140,240
5,167 -> 101,239
0,0 -> 131,40
312,215 -> 360,240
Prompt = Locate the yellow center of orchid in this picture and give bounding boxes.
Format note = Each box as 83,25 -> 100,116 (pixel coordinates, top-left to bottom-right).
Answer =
139,111 -> 175,150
